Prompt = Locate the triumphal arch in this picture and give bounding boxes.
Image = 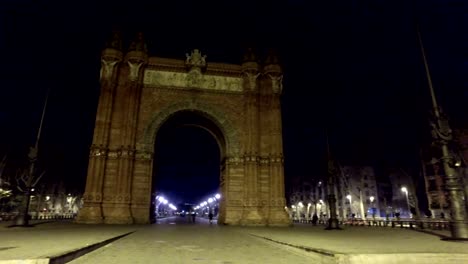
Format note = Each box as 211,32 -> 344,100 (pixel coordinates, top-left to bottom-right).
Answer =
77,32 -> 290,226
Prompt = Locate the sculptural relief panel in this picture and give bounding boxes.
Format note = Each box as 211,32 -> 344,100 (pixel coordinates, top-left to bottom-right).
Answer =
143,70 -> 242,92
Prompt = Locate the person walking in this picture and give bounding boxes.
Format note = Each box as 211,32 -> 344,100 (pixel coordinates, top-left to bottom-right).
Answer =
208,212 -> 214,224
191,211 -> 196,223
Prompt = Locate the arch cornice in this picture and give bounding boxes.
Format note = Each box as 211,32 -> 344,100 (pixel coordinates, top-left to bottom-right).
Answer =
138,101 -> 240,157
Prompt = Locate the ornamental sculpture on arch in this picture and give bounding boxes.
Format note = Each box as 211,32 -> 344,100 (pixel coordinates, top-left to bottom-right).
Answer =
77,31 -> 290,226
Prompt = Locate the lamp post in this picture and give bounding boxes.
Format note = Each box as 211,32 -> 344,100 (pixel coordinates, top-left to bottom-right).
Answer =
401,187 -> 411,218
418,29 -> 468,239
16,89 -> 49,226
325,131 -> 340,230
346,194 -> 352,218
369,196 -> 375,219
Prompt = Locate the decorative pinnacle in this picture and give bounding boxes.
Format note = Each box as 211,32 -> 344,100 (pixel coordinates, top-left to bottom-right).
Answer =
264,48 -> 280,65
128,32 -> 148,53
242,47 -> 257,63
105,30 -> 123,51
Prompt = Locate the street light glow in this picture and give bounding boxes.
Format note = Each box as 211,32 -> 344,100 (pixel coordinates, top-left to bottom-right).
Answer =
215,194 -> 221,199
208,198 -> 214,203
370,196 -> 375,203
346,195 -> 351,200
401,187 -> 408,193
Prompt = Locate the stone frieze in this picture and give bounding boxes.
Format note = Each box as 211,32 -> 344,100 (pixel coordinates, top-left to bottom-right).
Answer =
143,70 -> 242,92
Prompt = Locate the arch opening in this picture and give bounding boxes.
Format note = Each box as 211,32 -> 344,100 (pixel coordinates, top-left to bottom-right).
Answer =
150,110 -> 225,223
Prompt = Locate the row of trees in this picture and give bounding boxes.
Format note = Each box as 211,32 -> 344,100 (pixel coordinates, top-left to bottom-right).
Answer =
0,155 -> 82,220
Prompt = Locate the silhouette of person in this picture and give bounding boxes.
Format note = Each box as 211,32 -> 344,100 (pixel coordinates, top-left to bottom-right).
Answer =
209,212 -> 214,224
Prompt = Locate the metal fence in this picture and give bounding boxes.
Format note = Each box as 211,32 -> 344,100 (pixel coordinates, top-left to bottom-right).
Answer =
0,213 -> 76,222
293,218 -> 450,230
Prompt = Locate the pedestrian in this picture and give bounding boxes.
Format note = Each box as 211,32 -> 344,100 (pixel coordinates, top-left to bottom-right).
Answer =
191,211 -> 196,223
208,212 -> 213,224
312,214 -> 318,225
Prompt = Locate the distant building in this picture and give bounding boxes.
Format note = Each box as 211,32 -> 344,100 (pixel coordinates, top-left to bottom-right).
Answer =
339,166 -> 380,219
386,168 -> 417,218
287,176 -> 326,221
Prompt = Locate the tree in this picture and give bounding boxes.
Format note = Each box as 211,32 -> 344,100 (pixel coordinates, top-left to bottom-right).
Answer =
0,155 -> 12,201
14,155 -> 45,226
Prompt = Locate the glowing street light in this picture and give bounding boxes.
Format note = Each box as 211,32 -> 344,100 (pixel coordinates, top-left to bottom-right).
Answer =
401,187 -> 411,218
208,198 -> 214,203
346,194 -> 352,216
215,194 -> 221,199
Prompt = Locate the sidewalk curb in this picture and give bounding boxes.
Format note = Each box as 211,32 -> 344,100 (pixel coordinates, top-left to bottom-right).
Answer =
0,231 -> 135,264
250,233 -> 468,264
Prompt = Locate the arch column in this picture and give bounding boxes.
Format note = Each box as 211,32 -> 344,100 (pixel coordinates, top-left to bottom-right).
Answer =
77,47 -> 122,224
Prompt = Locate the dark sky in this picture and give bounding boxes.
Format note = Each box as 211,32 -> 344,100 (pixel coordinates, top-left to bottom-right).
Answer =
0,0 -> 466,203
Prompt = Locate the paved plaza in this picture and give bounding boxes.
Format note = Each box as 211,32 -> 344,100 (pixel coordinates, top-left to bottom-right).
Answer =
0,217 -> 467,264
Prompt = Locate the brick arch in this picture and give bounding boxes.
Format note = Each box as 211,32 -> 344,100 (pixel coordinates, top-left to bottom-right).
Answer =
140,101 -> 241,157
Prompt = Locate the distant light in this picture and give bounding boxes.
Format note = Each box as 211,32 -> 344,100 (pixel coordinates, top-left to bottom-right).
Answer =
31,188 -> 35,192
158,197 -> 165,202
215,194 -> 221,199
208,198 -> 214,203
319,199 -> 323,204
45,196 -> 50,201
454,161 -> 461,167
401,187 -> 408,193
346,195 -> 351,200
298,201 -> 303,207
291,205 -> 296,208
370,196 -> 375,202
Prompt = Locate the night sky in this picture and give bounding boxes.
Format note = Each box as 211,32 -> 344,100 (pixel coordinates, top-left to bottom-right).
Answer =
0,1 -> 466,204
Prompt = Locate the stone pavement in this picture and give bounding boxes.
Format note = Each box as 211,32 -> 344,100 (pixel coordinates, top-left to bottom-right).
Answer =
0,220 -> 136,264
0,217 -> 467,264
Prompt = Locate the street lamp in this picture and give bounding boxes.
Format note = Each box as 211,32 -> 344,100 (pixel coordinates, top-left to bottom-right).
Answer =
16,88 -> 49,226
401,187 -> 411,218
325,132 -> 340,230
369,196 -> 375,218
418,28 -> 468,239
346,194 -> 352,217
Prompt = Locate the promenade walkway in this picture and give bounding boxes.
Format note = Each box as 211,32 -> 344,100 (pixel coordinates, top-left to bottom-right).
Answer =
0,217 -> 466,264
